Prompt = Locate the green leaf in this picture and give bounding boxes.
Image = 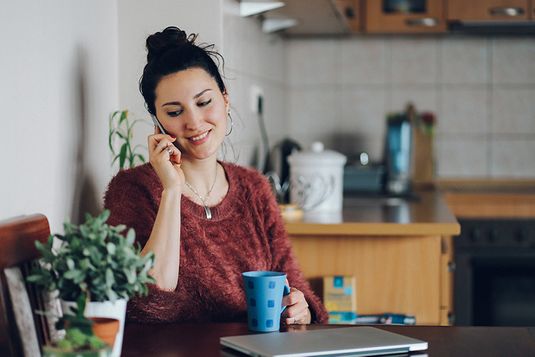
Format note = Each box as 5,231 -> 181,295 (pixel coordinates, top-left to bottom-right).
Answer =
119,143 -> 128,169
106,243 -> 116,255
64,270 -> 80,280
106,268 -> 114,287
126,229 -> 135,245
119,110 -> 128,125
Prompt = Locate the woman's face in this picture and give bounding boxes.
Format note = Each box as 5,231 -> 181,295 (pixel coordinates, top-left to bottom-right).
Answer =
154,67 -> 229,161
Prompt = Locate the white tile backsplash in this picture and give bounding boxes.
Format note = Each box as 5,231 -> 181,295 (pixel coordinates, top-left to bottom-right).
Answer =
436,136 -> 489,177
490,138 -> 535,177
440,37 -> 489,84
336,88 -> 387,160
223,0 -> 285,169
336,38 -> 388,85
438,87 -> 489,134
286,39 -> 337,87
390,38 -> 439,84
492,38 -> 535,85
491,88 -> 535,134
390,86 -> 438,114
224,5 -> 535,178
287,87 -> 337,147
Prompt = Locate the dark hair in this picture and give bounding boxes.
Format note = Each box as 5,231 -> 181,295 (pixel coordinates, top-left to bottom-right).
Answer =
139,26 -> 226,116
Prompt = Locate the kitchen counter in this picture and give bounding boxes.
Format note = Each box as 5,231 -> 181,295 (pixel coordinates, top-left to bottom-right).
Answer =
284,190 -> 460,236
284,190 -> 459,325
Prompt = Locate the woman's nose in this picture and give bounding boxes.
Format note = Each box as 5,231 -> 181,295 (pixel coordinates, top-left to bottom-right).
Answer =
184,108 -> 202,130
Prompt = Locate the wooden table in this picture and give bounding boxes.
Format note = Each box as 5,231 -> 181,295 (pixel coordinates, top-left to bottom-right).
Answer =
122,322 -> 535,356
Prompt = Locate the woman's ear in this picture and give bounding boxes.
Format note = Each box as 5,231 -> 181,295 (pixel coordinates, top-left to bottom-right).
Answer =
223,91 -> 230,113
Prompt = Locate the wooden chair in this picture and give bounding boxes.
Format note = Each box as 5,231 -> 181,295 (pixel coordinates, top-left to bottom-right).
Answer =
0,214 -> 51,356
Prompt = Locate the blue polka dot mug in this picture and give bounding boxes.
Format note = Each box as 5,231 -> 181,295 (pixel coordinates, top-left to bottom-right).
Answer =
242,271 -> 291,332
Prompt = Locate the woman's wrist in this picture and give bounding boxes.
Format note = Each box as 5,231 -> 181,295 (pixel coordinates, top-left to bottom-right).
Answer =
161,187 -> 183,198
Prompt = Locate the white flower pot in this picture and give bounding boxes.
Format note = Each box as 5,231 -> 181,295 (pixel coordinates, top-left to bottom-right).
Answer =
61,299 -> 127,357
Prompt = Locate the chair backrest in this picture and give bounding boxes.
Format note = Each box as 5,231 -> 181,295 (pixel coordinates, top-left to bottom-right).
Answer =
0,214 -> 51,357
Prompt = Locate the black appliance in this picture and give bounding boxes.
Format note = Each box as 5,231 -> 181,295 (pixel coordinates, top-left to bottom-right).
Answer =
454,218 -> 535,326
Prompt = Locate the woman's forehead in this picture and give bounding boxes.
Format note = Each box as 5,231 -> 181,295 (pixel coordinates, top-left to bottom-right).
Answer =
155,68 -> 217,101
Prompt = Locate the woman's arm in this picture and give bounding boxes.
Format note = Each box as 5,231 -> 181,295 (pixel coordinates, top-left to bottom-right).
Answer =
141,188 -> 181,290
142,130 -> 184,290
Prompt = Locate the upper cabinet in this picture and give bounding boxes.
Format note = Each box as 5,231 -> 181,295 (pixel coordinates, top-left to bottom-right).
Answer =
251,0 -> 535,36
447,0 -> 532,22
333,0 -> 364,33
364,0 -> 446,33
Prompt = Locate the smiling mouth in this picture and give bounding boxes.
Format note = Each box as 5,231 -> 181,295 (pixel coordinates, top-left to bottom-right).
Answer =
189,130 -> 211,142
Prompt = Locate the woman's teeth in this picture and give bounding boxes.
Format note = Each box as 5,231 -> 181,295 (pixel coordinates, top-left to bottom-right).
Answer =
190,131 -> 209,142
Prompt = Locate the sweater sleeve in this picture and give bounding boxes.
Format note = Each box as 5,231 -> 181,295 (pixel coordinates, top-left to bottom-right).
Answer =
103,167 -> 185,322
257,176 -> 328,324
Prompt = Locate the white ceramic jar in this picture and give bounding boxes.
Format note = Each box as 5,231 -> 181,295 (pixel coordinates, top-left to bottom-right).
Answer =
287,142 -> 347,213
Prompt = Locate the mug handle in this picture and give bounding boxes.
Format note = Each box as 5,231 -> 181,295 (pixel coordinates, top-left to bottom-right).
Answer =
280,284 -> 291,314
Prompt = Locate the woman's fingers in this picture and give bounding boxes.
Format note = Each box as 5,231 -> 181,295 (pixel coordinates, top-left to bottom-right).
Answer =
148,133 -> 176,151
282,287 -> 310,325
285,309 -> 310,325
282,287 -> 305,307
168,144 -> 182,165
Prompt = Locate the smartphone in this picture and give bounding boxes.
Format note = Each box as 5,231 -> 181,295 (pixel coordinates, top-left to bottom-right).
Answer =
151,115 -> 180,150
151,115 -> 168,135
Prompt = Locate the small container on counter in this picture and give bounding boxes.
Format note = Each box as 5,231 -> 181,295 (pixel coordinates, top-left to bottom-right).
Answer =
287,142 -> 347,213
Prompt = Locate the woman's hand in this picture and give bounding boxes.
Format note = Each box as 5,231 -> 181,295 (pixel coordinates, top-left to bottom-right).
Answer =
148,127 -> 184,191
282,286 -> 312,325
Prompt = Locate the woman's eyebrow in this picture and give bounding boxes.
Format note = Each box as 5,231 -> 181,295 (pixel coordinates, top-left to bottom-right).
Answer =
162,89 -> 213,107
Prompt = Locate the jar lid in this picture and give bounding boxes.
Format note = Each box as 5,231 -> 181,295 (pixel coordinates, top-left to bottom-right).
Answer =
287,141 -> 347,166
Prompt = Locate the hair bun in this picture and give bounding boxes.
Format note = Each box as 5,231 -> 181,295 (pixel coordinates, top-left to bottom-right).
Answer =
146,26 -> 196,62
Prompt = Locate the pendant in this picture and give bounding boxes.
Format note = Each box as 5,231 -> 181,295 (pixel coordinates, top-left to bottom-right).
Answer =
203,205 -> 212,220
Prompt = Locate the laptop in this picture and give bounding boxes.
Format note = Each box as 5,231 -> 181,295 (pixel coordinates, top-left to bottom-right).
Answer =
220,326 -> 428,357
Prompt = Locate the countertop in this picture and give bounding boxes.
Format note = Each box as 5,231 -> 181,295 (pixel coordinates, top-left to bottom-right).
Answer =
284,190 -> 460,236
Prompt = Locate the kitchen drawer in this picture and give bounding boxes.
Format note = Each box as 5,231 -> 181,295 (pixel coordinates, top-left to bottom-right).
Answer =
447,0 -> 531,22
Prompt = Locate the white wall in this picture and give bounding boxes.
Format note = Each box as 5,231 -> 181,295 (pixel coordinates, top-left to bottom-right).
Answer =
117,0 -> 224,156
0,1 -> 119,229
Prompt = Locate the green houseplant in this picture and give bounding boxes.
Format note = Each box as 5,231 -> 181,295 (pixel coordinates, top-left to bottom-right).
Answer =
42,306 -> 111,357
108,110 -> 148,170
27,209 -> 155,357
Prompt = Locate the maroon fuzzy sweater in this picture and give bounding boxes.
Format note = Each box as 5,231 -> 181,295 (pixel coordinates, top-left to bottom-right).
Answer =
103,162 -> 328,324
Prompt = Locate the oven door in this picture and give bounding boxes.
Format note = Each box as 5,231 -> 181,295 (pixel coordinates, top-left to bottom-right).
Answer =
454,219 -> 535,326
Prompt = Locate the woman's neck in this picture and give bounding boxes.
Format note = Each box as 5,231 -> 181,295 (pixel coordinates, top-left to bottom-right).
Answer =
180,156 -> 220,196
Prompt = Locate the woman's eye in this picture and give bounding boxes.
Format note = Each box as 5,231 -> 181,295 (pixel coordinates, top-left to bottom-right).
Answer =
167,110 -> 182,117
198,99 -> 212,107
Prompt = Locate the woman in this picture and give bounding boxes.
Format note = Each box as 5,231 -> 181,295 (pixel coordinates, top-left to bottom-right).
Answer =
104,26 -> 328,324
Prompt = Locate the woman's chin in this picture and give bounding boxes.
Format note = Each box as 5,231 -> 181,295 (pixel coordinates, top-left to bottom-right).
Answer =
182,148 -> 218,161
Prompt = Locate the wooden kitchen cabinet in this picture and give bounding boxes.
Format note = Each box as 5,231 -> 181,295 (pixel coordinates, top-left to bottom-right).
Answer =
285,191 -> 460,325
364,0 -> 446,33
447,0 -> 531,22
333,0 -> 363,33
290,234 -> 454,325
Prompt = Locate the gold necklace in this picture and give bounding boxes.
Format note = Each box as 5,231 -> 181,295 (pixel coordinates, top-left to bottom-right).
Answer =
184,166 -> 218,220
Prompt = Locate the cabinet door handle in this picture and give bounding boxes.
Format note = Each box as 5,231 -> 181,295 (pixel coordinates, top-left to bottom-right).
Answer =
405,17 -> 439,27
489,7 -> 525,17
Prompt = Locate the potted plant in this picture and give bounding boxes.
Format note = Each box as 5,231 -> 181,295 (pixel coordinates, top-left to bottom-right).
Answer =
28,209 -> 155,357
42,299 -> 116,357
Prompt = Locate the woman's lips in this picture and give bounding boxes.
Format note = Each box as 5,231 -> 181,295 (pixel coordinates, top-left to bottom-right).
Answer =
188,130 -> 211,145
